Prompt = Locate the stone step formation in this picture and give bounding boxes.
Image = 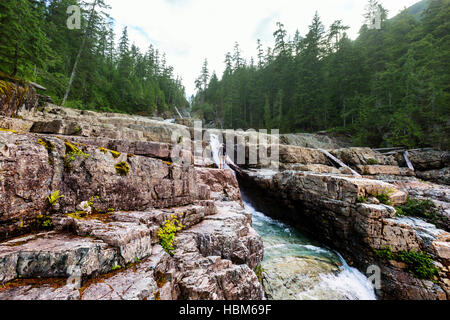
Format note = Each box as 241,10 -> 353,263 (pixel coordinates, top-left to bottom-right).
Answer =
0,97 -> 449,300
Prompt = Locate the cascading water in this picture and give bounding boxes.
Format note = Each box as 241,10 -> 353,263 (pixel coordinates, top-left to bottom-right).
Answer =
209,134 -> 377,300
244,195 -> 376,300
210,134 -> 231,170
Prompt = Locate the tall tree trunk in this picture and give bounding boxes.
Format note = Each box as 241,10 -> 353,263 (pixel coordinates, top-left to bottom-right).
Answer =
62,0 -> 98,106
11,42 -> 18,77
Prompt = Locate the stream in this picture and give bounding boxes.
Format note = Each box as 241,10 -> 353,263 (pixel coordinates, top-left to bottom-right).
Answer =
209,134 -> 376,300
243,194 -> 376,300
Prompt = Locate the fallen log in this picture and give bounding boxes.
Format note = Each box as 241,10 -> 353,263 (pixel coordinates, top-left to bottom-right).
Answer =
319,148 -> 362,177
404,151 -> 415,171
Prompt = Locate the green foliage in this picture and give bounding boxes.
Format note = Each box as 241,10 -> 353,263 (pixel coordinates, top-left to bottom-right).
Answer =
254,265 -> 265,283
396,198 -> 437,218
35,214 -> 53,230
0,0 -> 188,116
374,247 -> 394,260
367,158 -> 379,165
370,188 -> 393,205
85,196 -> 100,213
0,0 -> 52,78
37,139 -> 55,152
374,247 -> 439,280
48,190 -> 64,206
397,250 -> 439,280
111,265 -> 122,271
192,0 -> 449,149
358,195 -> 368,203
158,214 -> 185,255
396,197 -> 448,231
64,141 -> 90,170
114,161 -> 130,176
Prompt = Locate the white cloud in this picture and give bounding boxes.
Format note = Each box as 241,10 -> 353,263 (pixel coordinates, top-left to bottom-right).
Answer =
106,0 -> 420,97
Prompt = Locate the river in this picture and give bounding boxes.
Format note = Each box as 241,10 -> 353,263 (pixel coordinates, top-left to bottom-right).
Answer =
209,134 -> 376,300
243,194 -> 377,300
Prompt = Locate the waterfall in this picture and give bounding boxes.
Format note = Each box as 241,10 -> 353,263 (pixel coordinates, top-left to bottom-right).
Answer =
210,134 -> 231,170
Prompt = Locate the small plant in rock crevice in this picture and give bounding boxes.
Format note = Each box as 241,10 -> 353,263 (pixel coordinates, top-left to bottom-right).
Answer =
158,214 -> 185,255
64,141 -> 90,170
358,195 -> 368,203
35,214 -> 53,230
369,187 -> 394,205
114,161 -> 130,176
48,190 -> 64,206
254,265 -> 266,283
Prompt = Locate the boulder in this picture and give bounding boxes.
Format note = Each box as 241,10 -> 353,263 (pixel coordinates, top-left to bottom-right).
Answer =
331,148 -> 397,167
195,168 -> 241,201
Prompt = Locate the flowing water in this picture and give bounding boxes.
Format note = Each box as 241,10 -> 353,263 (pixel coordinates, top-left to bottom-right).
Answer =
243,195 -> 376,300
209,134 -> 376,300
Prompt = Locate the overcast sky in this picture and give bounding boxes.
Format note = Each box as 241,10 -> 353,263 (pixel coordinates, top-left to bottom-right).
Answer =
105,0 -> 420,97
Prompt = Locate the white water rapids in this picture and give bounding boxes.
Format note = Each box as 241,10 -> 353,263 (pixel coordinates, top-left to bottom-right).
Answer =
209,134 -> 376,300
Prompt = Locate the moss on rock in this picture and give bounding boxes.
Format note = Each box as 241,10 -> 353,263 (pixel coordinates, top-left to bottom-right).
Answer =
115,161 -> 130,176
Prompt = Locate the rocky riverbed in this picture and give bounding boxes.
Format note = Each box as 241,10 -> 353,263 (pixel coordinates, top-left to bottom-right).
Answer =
0,88 -> 449,300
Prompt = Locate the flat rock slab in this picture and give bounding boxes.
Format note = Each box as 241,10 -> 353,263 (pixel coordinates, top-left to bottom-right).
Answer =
0,232 -> 118,283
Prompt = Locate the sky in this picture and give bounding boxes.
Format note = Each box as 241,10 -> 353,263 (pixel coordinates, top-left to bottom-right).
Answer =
105,0 -> 420,97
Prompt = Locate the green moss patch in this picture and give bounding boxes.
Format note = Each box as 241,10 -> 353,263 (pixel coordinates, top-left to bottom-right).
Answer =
37,138 -> 55,152
114,161 -> 130,176
64,140 -> 90,171
110,150 -> 121,158
0,128 -> 18,134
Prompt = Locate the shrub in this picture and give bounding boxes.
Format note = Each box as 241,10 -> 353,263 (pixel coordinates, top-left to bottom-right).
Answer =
396,250 -> 439,280
158,214 -> 185,255
374,247 -> 439,280
396,198 -> 448,231
374,247 -> 394,260
367,158 -> 379,165
396,198 -> 437,219
369,188 -> 393,205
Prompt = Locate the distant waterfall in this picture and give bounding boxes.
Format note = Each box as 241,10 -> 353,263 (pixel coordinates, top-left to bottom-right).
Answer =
210,134 -> 231,170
